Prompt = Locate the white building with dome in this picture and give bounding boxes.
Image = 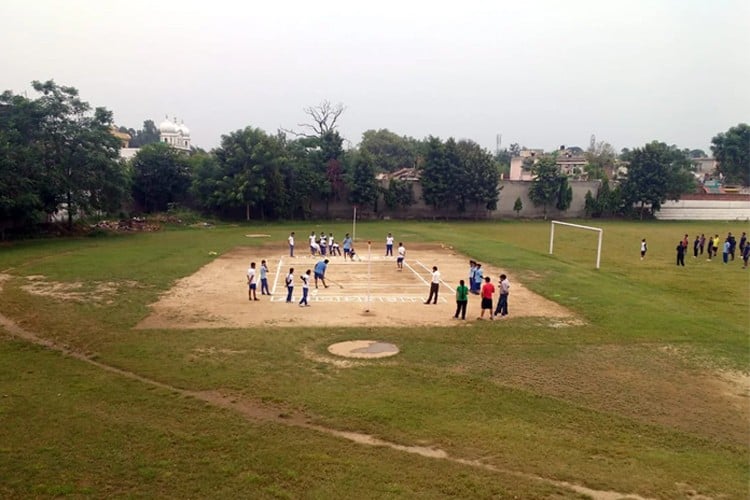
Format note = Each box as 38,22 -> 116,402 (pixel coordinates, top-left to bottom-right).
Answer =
159,116 -> 191,151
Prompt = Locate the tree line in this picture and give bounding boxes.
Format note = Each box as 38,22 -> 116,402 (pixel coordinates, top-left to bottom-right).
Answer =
1,80 -> 748,236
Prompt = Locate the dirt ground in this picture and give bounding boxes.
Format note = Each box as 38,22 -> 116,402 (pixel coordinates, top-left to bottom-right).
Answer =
136,243 -> 576,329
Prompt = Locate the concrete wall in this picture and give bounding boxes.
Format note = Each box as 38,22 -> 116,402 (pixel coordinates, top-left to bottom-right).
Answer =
310,180 -> 601,220
655,199 -> 750,221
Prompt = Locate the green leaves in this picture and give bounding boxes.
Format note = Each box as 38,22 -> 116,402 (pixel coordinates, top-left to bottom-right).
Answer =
711,123 -> 750,186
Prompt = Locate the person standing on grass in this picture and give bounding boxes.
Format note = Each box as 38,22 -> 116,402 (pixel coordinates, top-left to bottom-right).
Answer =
693,235 -> 700,258
712,234 -> 720,259
676,241 -> 686,267
385,232 -> 394,256
343,233 -> 353,260
739,232 -> 747,254
285,268 -> 294,303
309,231 -> 318,256
397,242 -> 406,270
454,279 -> 469,320
424,266 -> 440,304
699,233 -> 706,255
722,238 -> 731,264
314,259 -> 329,288
260,260 -> 270,295
728,232 -> 736,261
299,269 -> 311,307
742,242 -> 750,269
247,262 -> 259,301
478,276 -> 495,320
288,232 -> 295,257
640,239 -> 647,260
494,274 -> 510,318
682,234 -> 689,253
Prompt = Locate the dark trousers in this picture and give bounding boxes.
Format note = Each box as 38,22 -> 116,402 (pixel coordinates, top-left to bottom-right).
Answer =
286,286 -> 294,302
386,244 -> 393,256
676,254 -> 685,266
425,283 -> 439,304
454,300 -> 467,319
494,294 -> 508,316
261,278 -> 269,295
299,287 -> 308,305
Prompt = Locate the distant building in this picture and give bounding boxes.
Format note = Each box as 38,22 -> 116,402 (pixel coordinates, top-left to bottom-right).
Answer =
117,116 -> 191,160
158,116 -> 191,151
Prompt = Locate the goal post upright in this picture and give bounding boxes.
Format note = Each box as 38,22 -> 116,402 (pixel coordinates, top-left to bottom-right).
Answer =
549,220 -> 603,269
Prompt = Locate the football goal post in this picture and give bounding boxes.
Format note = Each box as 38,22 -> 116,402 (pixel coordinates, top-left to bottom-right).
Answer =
549,220 -> 603,269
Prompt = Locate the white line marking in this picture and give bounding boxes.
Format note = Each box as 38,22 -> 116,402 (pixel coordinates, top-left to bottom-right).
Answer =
414,260 -> 455,293
403,261 -> 429,285
271,257 -> 283,295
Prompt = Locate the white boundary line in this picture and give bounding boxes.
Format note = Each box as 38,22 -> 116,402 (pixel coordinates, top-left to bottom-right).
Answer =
271,257 -> 283,295
403,261 -> 429,285
414,260 -> 455,293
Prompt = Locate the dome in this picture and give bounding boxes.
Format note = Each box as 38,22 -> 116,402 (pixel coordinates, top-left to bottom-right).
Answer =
178,122 -> 190,136
159,117 -> 177,133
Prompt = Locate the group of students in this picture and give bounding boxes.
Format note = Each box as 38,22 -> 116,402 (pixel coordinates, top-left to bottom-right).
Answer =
671,231 -> 749,267
453,271 -> 510,321
287,231 -> 359,260
245,260 -> 271,301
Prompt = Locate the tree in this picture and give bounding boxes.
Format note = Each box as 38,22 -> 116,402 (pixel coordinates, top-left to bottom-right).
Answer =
212,127 -> 286,220
359,129 -> 417,172
711,123 -> 750,186
585,140 -> 617,180
621,141 -> 695,218
347,152 -> 378,210
421,136 -> 464,210
30,80 -> 128,227
457,140 -> 500,216
513,196 -> 523,217
528,155 -> 563,219
382,178 -> 415,210
126,120 -> 160,148
556,176 -> 573,211
131,142 -> 191,213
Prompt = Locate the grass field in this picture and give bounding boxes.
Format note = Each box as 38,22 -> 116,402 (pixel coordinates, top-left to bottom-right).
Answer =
0,219 -> 748,499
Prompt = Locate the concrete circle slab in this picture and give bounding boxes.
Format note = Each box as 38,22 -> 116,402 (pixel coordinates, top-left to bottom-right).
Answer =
328,340 -> 399,359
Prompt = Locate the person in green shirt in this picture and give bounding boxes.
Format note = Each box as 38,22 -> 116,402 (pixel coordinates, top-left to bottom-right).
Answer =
454,279 -> 469,320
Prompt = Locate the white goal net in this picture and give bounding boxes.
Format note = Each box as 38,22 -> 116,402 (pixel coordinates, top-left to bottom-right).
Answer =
549,220 -> 603,269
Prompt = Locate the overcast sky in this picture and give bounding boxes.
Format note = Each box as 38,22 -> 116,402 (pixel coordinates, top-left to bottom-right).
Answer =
3,0 -> 748,154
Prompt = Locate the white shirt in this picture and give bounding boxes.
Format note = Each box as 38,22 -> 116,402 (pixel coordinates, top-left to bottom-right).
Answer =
431,270 -> 441,284
309,234 -> 316,245
386,236 -> 394,245
286,273 -> 294,286
328,236 -> 334,246
288,235 -> 294,246
247,267 -> 256,284
301,274 -> 309,289
398,245 -> 406,257
500,278 -> 510,294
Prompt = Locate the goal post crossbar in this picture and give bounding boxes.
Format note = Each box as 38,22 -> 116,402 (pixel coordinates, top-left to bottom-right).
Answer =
549,220 -> 603,269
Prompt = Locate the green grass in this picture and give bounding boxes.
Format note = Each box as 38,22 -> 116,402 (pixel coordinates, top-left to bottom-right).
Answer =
0,219 -> 748,498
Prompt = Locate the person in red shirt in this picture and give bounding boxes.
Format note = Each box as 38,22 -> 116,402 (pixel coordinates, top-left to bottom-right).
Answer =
478,276 -> 495,320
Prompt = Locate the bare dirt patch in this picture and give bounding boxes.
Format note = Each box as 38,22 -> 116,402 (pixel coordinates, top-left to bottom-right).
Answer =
136,243 -> 576,329
20,276 -> 142,304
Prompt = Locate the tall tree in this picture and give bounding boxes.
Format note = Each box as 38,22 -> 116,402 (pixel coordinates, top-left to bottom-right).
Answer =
359,129 -> 417,172
126,120 -> 160,148
457,140 -> 500,216
711,123 -> 750,186
131,142 -> 191,213
31,80 -> 127,227
528,155 -> 563,219
347,152 -> 378,210
212,127 -> 286,220
585,140 -> 617,180
420,136 -> 461,210
621,141 -> 695,218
